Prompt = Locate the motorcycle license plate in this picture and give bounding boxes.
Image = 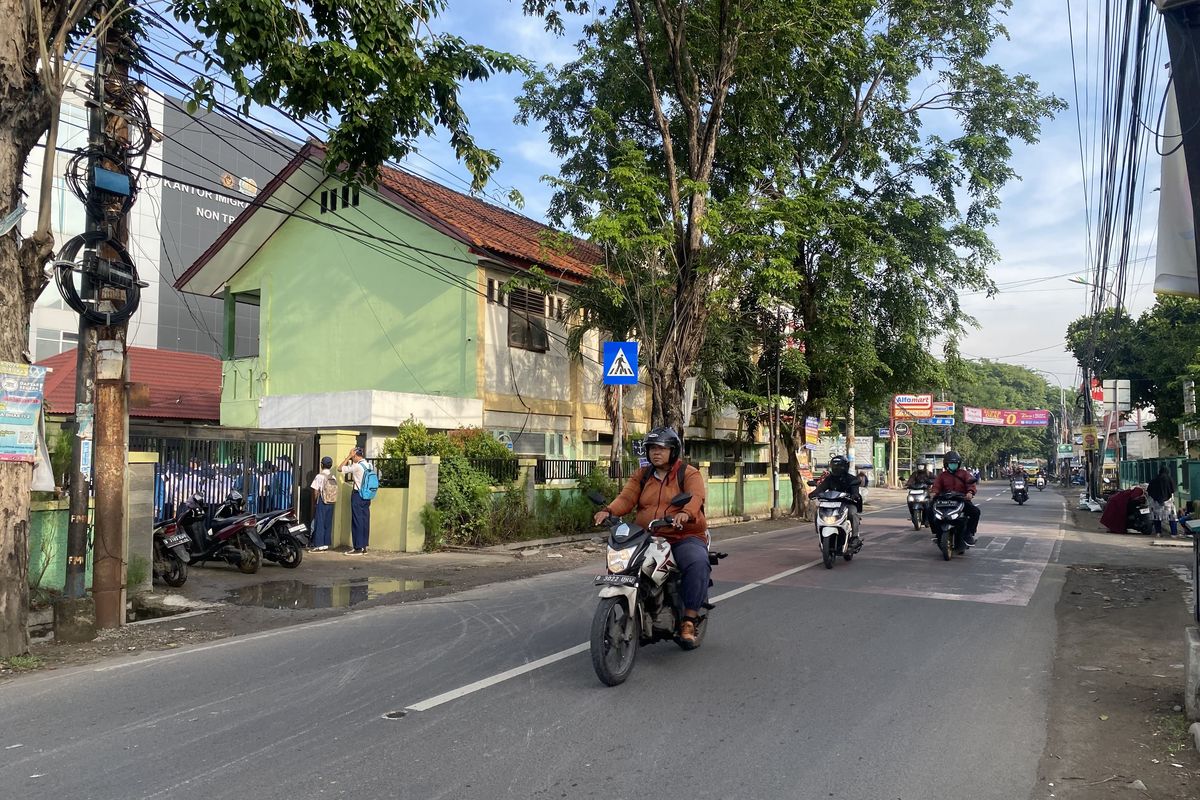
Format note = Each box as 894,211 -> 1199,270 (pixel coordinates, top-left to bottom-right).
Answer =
1139,508 -> 1150,515
594,574 -> 637,587
163,533 -> 189,548
287,524 -> 307,533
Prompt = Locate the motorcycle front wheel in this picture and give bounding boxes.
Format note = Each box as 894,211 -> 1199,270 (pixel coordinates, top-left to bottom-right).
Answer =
910,509 -> 921,530
590,597 -> 640,686
820,535 -> 835,569
938,530 -> 952,561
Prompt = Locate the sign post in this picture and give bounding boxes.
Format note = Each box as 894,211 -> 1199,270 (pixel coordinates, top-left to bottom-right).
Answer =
602,342 -> 639,465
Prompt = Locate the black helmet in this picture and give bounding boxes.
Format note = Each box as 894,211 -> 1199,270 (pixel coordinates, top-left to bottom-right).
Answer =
943,451 -> 962,471
643,426 -> 682,463
830,455 -> 849,475
916,460 -> 929,470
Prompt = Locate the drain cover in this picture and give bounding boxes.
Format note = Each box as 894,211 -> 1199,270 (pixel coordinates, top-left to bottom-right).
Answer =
382,710 -> 409,720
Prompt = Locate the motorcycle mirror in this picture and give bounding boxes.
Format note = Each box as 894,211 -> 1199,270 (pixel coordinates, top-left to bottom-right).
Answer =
668,492 -> 692,507
587,490 -> 607,506
806,480 -> 817,486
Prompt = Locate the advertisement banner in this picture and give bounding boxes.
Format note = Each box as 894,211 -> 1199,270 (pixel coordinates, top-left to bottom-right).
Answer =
0,361 -> 48,462
804,416 -> 819,450
962,406 -> 1050,427
1056,443 -> 1074,458
932,401 -> 956,416
893,394 -> 934,420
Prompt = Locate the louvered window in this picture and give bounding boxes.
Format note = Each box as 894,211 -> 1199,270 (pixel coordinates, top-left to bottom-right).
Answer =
507,288 -> 549,352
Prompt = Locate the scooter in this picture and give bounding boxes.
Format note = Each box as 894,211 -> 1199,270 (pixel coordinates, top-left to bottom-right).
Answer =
1011,478 -> 1029,505
215,493 -> 308,568
907,487 -> 929,530
151,516 -> 191,587
808,479 -> 862,569
1036,475 -> 1046,491
175,493 -> 266,574
587,490 -> 726,686
929,491 -> 970,560
1126,492 -> 1153,534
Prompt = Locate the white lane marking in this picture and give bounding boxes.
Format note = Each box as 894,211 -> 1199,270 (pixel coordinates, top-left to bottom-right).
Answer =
405,557 -> 824,713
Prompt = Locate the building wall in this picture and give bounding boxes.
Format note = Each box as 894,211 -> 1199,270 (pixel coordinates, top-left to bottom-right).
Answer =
223,180 -> 479,428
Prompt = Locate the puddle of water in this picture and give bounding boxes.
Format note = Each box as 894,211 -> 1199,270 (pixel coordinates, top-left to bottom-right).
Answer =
224,578 -> 445,609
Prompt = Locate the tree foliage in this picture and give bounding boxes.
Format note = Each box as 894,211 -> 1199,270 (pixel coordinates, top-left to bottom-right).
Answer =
1067,297 -> 1200,441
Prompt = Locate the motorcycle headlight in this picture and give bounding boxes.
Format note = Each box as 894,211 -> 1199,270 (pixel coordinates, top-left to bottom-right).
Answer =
819,508 -> 848,525
607,545 -> 637,573
949,512 -> 961,520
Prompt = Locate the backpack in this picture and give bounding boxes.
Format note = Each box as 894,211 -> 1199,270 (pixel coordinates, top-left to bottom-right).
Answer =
320,471 -> 339,504
358,461 -> 380,501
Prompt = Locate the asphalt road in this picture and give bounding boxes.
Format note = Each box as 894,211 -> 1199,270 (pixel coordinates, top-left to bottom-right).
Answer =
1,485 -> 1192,799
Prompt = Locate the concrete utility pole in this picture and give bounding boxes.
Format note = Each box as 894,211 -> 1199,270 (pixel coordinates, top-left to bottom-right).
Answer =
845,386 -> 856,476
1157,1 -> 1200,285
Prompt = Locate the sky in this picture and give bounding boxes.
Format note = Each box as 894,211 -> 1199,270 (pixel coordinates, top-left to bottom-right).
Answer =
400,1 -> 1164,396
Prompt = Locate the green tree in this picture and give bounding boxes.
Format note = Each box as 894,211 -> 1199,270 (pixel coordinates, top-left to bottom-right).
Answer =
0,0 -> 523,657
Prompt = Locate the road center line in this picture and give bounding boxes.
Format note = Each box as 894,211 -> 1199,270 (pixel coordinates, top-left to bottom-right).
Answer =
405,557 -> 824,713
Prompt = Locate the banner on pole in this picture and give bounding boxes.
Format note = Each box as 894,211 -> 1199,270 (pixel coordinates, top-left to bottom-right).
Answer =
963,406 -> 1050,427
0,361 -> 48,462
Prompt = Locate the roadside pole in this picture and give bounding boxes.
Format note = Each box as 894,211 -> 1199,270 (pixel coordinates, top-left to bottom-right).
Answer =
889,400 -> 898,488
845,386 -> 856,476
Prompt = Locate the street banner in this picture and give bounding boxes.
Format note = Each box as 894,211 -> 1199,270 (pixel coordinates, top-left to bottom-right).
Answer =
1081,425 -> 1098,451
962,406 -> 1050,427
0,361 -> 48,462
1056,443 -> 1074,458
804,416 -> 819,450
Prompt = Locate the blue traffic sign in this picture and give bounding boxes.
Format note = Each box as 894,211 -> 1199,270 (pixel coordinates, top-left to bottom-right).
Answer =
877,427 -> 891,439
918,416 -> 955,427
602,342 -> 639,385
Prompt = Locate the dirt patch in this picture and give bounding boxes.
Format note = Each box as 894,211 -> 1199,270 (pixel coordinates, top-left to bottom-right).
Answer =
1035,565 -> 1200,799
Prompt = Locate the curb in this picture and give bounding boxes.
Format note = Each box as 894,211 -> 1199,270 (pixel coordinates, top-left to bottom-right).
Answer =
1149,539 -> 1195,548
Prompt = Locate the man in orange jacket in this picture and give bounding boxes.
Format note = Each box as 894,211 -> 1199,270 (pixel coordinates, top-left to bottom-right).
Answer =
594,426 -> 708,646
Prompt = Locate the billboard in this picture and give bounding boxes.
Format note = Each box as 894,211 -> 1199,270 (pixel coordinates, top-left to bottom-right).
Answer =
963,406 -> 1050,427
893,393 -> 934,419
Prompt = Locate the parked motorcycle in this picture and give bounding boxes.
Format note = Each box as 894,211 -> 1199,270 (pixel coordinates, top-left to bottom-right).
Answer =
215,493 -> 307,568
151,516 -> 191,587
808,480 -> 862,569
929,491 -> 970,561
1011,478 -> 1029,505
1126,491 -> 1153,534
587,490 -> 726,686
1036,475 -> 1046,492
175,493 -> 266,574
907,487 -> 929,530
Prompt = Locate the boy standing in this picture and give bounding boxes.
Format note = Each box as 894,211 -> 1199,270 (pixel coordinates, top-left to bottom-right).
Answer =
340,447 -> 371,554
309,456 -> 337,551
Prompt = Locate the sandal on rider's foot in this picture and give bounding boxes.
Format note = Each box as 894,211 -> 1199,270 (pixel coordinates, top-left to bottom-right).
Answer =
677,617 -> 700,648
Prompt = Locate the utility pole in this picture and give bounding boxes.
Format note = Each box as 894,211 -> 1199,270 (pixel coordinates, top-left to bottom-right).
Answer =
54,10 -> 145,635
845,386 -> 856,476
769,309 -> 782,519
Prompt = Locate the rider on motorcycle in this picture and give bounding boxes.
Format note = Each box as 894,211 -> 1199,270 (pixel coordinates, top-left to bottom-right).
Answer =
930,450 -> 980,546
811,454 -> 863,546
593,426 -> 709,646
905,460 -> 935,489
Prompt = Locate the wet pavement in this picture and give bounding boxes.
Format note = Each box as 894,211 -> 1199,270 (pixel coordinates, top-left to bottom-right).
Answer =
223,577 -> 448,609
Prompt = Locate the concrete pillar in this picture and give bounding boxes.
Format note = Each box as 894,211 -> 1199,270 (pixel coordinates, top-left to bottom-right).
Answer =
698,461 -> 711,483
124,452 -> 157,600
403,456 -> 440,552
519,457 -> 538,512
319,429 -> 359,549
1186,626 -> 1200,722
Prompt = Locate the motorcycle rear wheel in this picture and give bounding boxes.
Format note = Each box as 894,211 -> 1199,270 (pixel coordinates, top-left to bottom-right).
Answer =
820,536 -> 835,569
237,537 -> 263,574
276,535 -> 304,569
161,553 -> 188,587
591,597 -> 640,686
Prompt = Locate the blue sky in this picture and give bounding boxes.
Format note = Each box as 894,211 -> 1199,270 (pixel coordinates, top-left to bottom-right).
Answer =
405,1 -> 1161,393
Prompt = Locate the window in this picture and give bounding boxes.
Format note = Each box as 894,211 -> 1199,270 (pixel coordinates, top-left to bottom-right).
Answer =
34,328 -> 78,362
507,288 -> 548,352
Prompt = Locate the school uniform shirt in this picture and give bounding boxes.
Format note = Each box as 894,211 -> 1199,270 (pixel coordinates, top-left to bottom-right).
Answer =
311,469 -> 332,498
341,461 -> 368,491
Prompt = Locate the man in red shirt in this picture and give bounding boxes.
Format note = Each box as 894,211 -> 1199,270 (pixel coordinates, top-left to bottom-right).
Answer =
930,450 -> 980,546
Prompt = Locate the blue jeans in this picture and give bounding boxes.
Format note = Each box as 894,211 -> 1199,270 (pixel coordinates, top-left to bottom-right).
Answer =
671,537 -> 711,612
350,493 -> 371,550
312,499 -> 333,548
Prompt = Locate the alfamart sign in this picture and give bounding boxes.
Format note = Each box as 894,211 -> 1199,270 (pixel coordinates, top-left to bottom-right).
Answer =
963,406 -> 1051,427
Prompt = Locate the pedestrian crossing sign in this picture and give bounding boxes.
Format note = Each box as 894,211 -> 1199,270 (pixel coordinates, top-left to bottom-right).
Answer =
602,342 -> 638,385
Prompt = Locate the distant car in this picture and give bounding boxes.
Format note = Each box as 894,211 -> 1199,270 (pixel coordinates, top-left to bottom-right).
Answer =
1071,475 -> 1085,485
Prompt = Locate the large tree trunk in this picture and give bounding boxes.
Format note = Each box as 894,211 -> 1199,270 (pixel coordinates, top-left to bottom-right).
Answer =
1,0 -> 57,657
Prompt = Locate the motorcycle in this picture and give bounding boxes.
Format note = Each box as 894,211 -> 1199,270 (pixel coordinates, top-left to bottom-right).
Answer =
587,490 -> 726,686
808,479 -> 862,569
906,487 -> 929,530
929,491 -> 970,561
151,516 -> 191,587
175,493 -> 266,574
1126,491 -> 1153,534
1011,478 -> 1029,505
1036,475 -> 1046,492
215,493 -> 307,568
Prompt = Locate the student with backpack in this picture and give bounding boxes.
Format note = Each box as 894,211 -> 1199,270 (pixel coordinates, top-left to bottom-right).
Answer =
340,447 -> 379,554
309,456 -> 338,551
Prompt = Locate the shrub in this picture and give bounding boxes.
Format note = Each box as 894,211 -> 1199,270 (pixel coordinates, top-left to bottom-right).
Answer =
432,454 -> 494,547
420,504 -> 446,552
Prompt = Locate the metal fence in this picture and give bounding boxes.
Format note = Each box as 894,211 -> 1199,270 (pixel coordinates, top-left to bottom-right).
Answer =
709,461 -> 736,479
373,458 -> 409,488
608,460 -> 641,481
535,458 -> 597,484
130,423 -> 314,523
742,462 -> 770,477
470,458 -> 520,485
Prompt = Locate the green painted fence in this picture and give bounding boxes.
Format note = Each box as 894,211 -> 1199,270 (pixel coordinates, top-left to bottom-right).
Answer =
29,499 -> 93,591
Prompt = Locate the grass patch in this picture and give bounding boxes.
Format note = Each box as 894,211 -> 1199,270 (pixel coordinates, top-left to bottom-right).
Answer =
1155,711 -> 1194,755
2,654 -> 43,671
